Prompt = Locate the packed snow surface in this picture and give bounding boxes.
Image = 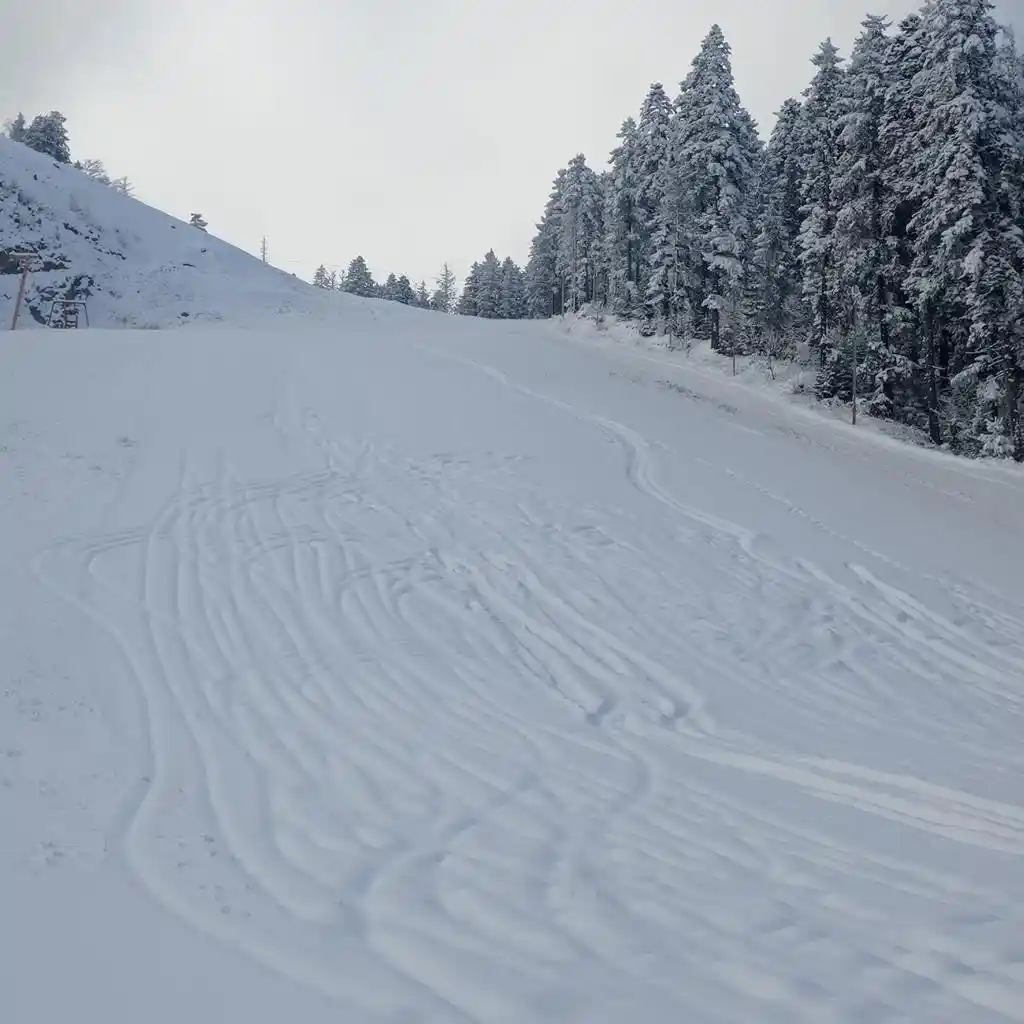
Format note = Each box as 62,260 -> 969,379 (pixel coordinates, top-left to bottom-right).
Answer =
3,302 -> 1024,1023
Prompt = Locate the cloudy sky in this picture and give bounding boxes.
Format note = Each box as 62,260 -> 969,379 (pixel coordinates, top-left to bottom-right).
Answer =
2,0 -> 1021,288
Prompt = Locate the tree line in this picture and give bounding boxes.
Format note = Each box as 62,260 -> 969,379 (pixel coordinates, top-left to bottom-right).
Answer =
3,110 -> 133,195
312,257 -> 460,313
457,250 -> 527,318
312,249 -> 532,320
523,0 -> 1024,459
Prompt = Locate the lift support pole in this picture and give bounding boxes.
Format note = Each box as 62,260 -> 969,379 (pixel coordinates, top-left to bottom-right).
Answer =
8,252 -> 39,330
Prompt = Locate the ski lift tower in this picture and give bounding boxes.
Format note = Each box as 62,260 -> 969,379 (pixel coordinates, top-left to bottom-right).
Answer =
7,251 -> 41,330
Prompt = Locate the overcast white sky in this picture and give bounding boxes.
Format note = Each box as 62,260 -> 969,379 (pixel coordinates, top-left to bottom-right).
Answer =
2,0 -> 1021,288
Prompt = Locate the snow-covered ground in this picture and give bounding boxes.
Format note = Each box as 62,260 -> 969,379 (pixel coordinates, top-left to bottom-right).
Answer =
3,297 -> 1024,1023
555,311 -> 948,453
4,133 -> 1024,1022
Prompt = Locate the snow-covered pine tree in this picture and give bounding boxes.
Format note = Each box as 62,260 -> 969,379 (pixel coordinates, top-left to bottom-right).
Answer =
874,11 -> 929,422
457,252 -> 511,318
592,170 -> 613,308
796,39 -> 845,392
603,118 -> 640,314
586,166 -> 608,308
499,257 -> 528,318
23,111 -> 71,163
526,169 -> 567,316
671,24 -> 761,351
416,280 -> 430,308
830,15 -> 894,408
394,275 -> 417,305
631,84 -> 675,314
643,209 -> 678,327
476,250 -> 504,318
1005,32 -> 1024,455
525,228 -> 557,317
748,98 -> 806,358
313,265 -> 331,289
342,255 -> 376,297
557,155 -> 604,313
458,261 -> 482,315
381,273 -> 399,301
431,263 -> 458,312
4,112 -> 26,142
905,0 -> 1024,455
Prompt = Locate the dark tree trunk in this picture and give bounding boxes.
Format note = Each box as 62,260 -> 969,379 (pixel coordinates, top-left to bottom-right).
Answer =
1006,355 -> 1023,462
925,306 -> 942,446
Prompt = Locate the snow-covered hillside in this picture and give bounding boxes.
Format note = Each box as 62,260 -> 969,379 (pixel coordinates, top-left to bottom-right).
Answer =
0,135 -> 342,329
3,143 -> 1024,1024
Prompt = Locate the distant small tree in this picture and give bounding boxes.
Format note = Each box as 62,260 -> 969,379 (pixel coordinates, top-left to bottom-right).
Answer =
74,158 -> 111,184
341,255 -> 376,297
474,250 -> 503,318
313,264 -> 331,288
72,159 -> 133,196
458,261 -> 481,315
23,110 -> 71,163
416,280 -> 430,307
430,262 -> 458,312
189,212 -> 208,231
4,112 -> 27,142
499,256 -> 528,318
394,274 -> 417,305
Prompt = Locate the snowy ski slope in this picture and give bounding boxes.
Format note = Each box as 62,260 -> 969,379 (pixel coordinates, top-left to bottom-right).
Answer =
3,133 -> 1024,1022
2,301 -> 1024,1023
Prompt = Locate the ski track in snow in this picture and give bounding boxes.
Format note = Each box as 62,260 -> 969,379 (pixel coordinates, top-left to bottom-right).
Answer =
27,336 -> 1024,1022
